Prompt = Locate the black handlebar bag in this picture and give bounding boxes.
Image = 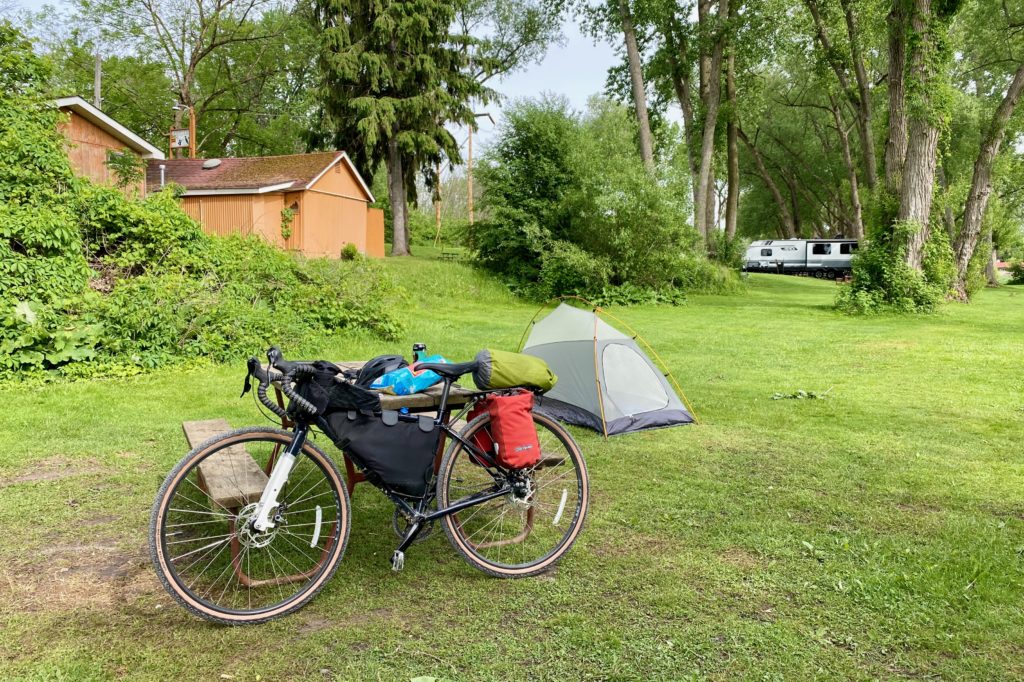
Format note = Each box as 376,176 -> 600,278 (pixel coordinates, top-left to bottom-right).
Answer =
325,410 -> 440,498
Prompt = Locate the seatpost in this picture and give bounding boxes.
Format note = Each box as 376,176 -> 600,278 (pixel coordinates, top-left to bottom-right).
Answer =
435,378 -> 452,423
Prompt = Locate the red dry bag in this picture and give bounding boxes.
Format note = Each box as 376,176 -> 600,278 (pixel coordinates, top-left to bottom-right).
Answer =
480,390 -> 541,469
465,402 -> 495,461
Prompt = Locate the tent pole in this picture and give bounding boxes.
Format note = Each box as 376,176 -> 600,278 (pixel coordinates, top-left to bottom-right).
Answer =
516,299 -> 558,352
592,312 -> 609,439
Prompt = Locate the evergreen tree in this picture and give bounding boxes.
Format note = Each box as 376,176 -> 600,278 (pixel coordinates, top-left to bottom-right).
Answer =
312,0 -> 493,255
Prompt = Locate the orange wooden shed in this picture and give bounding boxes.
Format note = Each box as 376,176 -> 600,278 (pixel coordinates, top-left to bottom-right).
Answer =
57,96 -> 166,195
147,152 -> 385,259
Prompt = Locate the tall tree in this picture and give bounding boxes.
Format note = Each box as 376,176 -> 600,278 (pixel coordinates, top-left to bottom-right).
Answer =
74,0 -> 292,155
897,0 -> 954,270
618,0 -> 655,170
313,0 -> 492,256
950,1 -> 1024,298
693,0 -> 730,240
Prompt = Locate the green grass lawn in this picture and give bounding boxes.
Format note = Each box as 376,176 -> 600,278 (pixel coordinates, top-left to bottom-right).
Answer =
1,259 -> 1023,681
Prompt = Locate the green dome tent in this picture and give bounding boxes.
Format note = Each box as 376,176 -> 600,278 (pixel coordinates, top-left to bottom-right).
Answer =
520,301 -> 697,437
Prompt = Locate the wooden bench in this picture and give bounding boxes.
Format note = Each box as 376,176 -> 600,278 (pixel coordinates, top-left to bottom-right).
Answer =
182,419 -> 268,509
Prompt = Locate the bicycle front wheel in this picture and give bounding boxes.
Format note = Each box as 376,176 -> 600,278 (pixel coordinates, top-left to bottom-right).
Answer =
149,427 -> 350,625
437,411 -> 589,578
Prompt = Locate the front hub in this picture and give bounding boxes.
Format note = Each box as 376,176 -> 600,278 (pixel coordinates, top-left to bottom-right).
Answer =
237,502 -> 280,548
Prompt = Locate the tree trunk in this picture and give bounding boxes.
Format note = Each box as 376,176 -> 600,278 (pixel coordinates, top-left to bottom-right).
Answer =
884,2 -> 908,195
694,0 -> 729,239
937,162 -> 956,239
985,243 -> 999,286
784,171 -> 802,238
666,25 -> 699,210
725,32 -> 738,241
898,0 -> 940,270
952,61 -> 1024,299
830,95 -> 864,239
705,166 -> 717,240
619,0 -> 655,172
388,138 -> 410,256
739,128 -> 796,239
840,0 -> 877,190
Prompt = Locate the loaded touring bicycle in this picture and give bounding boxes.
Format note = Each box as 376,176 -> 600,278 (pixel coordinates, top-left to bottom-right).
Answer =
149,348 -> 589,624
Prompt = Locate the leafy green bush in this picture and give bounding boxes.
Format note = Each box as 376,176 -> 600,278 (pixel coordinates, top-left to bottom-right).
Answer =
0,24 -> 403,379
471,96 -> 728,302
340,242 -> 361,260
1009,260 -> 1024,284
539,240 -> 611,296
836,221 -> 948,314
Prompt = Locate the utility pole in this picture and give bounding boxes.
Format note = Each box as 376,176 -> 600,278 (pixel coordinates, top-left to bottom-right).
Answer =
467,112 -> 494,225
93,52 -> 102,109
433,160 -> 443,246
467,126 -> 474,225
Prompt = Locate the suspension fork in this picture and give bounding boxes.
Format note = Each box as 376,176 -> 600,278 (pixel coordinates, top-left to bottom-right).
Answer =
251,424 -> 310,532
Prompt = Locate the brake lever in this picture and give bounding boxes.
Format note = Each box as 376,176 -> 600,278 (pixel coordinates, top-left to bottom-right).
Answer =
241,357 -> 259,397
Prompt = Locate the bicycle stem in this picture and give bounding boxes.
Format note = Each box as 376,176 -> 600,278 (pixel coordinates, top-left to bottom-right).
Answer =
251,425 -> 309,532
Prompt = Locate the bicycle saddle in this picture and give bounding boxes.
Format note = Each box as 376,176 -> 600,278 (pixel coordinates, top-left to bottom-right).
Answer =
416,360 -> 478,380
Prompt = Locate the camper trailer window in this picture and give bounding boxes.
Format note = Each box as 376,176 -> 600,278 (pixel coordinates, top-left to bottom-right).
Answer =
840,243 -> 857,254
812,243 -> 832,255
761,248 -> 772,256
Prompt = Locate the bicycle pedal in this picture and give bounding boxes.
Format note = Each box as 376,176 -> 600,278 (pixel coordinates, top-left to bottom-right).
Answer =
391,550 -> 405,572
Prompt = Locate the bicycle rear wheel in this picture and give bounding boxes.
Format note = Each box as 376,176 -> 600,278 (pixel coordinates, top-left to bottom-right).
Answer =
149,427 -> 350,625
436,411 -> 589,577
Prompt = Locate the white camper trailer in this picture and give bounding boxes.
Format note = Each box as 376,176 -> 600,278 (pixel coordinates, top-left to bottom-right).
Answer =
743,239 -> 858,278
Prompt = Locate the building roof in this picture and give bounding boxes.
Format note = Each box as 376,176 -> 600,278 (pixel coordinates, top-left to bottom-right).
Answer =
146,151 -> 374,201
56,96 -> 165,160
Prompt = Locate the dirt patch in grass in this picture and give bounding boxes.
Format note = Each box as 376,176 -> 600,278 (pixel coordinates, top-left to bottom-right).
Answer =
717,546 -> 762,570
0,457 -> 96,488
0,538 -> 157,613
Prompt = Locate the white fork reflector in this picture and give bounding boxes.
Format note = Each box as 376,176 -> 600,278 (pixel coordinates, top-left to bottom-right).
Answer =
553,489 -> 568,525
310,506 -> 323,548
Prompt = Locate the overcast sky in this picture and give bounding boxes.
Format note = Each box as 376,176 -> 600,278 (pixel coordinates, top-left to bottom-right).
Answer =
10,0 -> 620,153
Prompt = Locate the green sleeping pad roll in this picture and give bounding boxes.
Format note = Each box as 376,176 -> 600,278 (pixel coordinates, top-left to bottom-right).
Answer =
472,349 -> 557,392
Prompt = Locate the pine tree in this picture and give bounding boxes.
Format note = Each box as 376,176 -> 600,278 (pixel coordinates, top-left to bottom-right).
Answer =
313,0 -> 492,255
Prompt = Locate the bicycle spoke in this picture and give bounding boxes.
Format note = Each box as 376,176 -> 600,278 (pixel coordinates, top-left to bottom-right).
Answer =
155,433 -> 349,622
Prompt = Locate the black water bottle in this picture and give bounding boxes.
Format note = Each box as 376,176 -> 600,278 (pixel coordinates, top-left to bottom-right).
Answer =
412,343 -> 427,363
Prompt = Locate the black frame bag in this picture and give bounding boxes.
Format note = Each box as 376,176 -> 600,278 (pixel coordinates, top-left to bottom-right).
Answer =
325,410 -> 440,497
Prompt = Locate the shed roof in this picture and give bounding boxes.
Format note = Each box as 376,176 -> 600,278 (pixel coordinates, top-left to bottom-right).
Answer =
146,151 -> 374,201
56,96 -> 165,160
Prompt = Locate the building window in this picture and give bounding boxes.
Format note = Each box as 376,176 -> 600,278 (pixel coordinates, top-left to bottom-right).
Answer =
761,248 -> 773,256
840,243 -> 857,254
812,243 -> 832,255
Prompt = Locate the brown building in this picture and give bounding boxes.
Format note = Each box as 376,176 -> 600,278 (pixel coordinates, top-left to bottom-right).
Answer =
57,96 -> 166,195
147,152 -> 385,259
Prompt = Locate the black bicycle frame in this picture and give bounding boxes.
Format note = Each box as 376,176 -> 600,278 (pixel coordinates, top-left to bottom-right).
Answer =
289,375 -> 519,540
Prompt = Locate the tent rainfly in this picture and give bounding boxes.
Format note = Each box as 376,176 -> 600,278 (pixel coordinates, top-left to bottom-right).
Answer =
521,302 -> 696,436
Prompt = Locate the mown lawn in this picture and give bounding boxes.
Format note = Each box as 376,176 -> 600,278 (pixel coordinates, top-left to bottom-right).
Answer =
1,257 -> 1023,681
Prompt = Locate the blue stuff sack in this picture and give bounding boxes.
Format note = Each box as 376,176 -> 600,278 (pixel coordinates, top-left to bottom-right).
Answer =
370,354 -> 449,395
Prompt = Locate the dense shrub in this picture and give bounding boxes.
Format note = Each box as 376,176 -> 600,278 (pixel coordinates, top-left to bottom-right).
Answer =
470,96 -> 733,301
0,24 -> 402,379
836,221 -> 950,314
539,240 -> 611,296
1010,260 -> 1024,284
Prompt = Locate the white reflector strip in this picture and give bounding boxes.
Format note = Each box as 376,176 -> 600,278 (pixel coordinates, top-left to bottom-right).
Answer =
553,489 -> 568,525
310,506 -> 323,548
